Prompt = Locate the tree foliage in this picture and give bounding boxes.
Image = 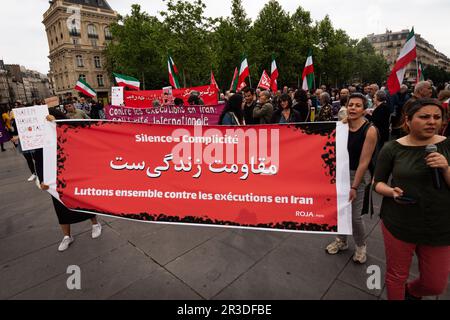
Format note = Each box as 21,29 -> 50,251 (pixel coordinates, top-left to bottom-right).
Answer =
106,0 -> 391,91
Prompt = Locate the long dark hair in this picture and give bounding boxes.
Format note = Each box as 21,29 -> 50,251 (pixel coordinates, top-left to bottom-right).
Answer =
219,94 -> 244,124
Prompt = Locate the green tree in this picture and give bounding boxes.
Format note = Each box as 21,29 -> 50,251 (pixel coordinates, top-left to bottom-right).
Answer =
105,4 -> 167,89
250,0 -> 292,87
160,0 -> 215,87
210,0 -> 252,90
423,65 -> 450,85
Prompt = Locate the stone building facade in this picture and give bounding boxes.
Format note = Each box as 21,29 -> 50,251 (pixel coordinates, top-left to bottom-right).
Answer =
43,0 -> 117,104
367,29 -> 450,83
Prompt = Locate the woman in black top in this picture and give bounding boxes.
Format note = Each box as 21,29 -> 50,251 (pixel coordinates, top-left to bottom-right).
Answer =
374,98 -> 450,300
38,107 -> 102,252
219,94 -> 245,125
326,93 -> 378,264
292,89 -> 310,122
271,94 -> 302,124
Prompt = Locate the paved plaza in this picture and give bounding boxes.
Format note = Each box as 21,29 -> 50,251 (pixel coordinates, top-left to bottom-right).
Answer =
1,144 -> 448,300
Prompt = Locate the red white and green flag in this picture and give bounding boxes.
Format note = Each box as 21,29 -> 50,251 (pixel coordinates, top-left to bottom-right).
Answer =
230,67 -> 239,91
113,73 -> 140,90
168,56 -> 181,89
75,78 -> 96,98
211,70 -> 219,91
387,28 -> 417,94
270,56 -> 279,92
301,49 -> 314,91
417,61 -> 425,83
257,70 -> 271,90
237,56 -> 250,91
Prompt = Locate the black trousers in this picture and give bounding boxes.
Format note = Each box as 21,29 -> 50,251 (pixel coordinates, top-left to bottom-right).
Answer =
23,152 -> 36,174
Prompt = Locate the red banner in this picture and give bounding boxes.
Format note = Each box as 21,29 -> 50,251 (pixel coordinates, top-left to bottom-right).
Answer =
44,122 -> 351,234
124,85 -> 219,108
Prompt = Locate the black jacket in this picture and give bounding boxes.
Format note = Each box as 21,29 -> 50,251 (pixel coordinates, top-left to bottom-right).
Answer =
271,108 -> 302,124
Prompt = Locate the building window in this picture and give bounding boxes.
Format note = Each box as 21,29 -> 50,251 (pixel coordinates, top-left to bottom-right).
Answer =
69,27 -> 80,37
97,75 -> 104,87
94,56 -> 101,68
76,55 -> 84,67
73,38 -> 79,45
88,24 -> 98,39
79,74 -> 86,82
104,27 -> 112,40
91,39 -> 98,47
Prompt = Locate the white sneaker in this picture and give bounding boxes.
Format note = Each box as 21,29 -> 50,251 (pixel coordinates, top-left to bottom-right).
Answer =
27,174 -> 37,182
92,223 -> 102,239
326,238 -> 349,255
58,236 -> 74,252
353,244 -> 367,264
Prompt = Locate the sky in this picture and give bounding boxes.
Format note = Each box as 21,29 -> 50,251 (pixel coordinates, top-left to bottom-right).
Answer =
0,0 -> 449,75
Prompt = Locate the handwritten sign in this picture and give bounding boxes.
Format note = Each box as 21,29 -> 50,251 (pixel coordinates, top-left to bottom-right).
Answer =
13,105 -> 49,151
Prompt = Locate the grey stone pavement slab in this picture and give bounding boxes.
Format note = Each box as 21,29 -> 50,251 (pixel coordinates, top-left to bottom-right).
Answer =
0,145 -> 447,300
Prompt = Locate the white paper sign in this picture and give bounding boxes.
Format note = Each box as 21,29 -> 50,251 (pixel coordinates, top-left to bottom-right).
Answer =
112,86 -> 124,106
13,105 -> 49,151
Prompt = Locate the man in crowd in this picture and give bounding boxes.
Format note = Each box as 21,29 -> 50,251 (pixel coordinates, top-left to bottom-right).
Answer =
366,90 -> 391,146
253,90 -> 274,124
412,81 -> 433,100
64,102 -> 90,119
366,83 -> 379,109
391,84 -> 410,139
75,97 -> 92,117
242,87 -> 257,125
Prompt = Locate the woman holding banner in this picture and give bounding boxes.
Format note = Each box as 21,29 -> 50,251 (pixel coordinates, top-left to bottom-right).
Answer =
326,93 -> 378,264
373,98 -> 450,300
37,108 -> 102,252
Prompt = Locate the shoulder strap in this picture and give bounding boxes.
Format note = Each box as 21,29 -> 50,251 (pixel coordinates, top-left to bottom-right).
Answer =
229,112 -> 242,126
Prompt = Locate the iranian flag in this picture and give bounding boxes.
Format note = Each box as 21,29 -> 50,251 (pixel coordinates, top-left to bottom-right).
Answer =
257,70 -> 271,90
417,61 -> 425,83
113,73 -> 140,90
301,49 -> 314,91
211,70 -> 219,91
168,56 -> 181,89
270,56 -> 278,92
387,28 -> 417,94
230,67 -> 239,91
237,56 -> 250,90
75,78 -> 96,98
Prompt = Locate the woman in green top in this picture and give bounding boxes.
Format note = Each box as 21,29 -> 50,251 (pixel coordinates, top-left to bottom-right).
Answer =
374,98 -> 450,300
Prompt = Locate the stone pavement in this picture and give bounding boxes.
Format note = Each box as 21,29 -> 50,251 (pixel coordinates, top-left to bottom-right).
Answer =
1,144 -> 448,300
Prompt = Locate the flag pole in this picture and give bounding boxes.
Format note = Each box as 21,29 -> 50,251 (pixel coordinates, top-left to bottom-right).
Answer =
416,57 -> 419,84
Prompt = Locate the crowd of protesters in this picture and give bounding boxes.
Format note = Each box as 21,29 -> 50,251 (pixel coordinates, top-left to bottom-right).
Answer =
1,79 -> 449,300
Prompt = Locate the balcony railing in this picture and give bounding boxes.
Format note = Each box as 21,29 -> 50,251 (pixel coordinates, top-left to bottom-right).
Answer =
69,30 -> 81,37
88,33 -> 99,39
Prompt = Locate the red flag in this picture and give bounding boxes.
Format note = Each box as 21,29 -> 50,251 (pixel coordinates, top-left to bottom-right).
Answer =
211,71 -> 219,91
257,70 -> 271,90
